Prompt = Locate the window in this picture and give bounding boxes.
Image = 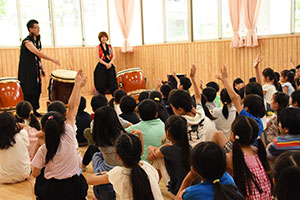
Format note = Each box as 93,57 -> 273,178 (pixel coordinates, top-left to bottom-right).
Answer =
19,0 -> 52,46
0,0 -> 20,46
221,0 -> 233,38
82,0 -> 108,46
142,0 -> 164,44
165,0 -> 189,42
193,0 -> 218,40
295,0 -> 300,32
257,0 -> 291,35
53,0 -> 82,46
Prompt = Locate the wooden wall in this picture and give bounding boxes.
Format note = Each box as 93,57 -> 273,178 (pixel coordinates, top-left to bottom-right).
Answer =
0,34 -> 299,98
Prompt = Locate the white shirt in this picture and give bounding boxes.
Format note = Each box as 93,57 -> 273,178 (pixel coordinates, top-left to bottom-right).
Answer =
212,105 -> 236,138
107,160 -> 163,200
182,104 -> 217,147
282,82 -> 295,96
262,84 -> 277,104
0,129 -> 31,183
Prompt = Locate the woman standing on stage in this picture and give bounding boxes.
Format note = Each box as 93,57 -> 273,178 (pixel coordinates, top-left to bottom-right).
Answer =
94,32 -> 118,96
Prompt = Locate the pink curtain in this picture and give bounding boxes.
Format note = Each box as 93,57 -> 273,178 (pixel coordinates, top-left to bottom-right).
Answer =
229,0 -> 243,48
243,0 -> 261,47
114,0 -> 135,53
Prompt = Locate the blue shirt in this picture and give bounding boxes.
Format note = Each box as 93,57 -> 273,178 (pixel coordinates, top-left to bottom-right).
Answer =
183,172 -> 235,200
240,109 -> 263,146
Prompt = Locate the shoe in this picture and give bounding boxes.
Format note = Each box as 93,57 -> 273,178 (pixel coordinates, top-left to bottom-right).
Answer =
33,111 -> 43,117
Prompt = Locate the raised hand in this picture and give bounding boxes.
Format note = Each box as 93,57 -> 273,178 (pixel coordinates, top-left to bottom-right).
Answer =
216,65 -> 228,81
75,69 -> 87,88
190,64 -> 196,79
253,53 -> 261,68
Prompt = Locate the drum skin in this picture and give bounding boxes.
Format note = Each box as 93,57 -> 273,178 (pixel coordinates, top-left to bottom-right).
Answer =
0,78 -> 24,111
117,68 -> 146,93
49,70 -> 76,105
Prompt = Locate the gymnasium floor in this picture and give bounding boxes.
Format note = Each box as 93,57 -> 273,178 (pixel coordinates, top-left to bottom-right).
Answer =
0,95 -> 173,200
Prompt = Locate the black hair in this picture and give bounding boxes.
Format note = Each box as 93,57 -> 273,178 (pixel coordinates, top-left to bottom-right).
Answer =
41,111 -> 65,164
116,134 -> 154,200
202,87 -> 217,102
138,91 -> 149,103
165,116 -> 190,173
296,65 -> 300,70
276,166 -> 300,200
78,96 -> 86,113
192,142 -> 244,200
279,107 -> 300,135
160,84 -> 172,98
201,94 -> 216,120
91,94 -> 108,112
262,68 -> 281,91
26,19 -> 39,31
109,89 -> 127,107
180,77 -> 192,90
231,116 -> 272,198
249,77 -> 256,83
93,106 -> 124,147
150,91 -> 168,122
237,87 -> 245,99
245,82 -> 264,101
273,150 -> 300,199
16,101 -> 41,131
272,92 -> 289,124
243,94 -> 266,118
281,70 -> 295,88
0,112 -> 21,150
138,99 -> 158,121
274,72 -> 283,92
47,101 -> 67,116
291,90 -> 300,108
233,78 -> 244,93
120,95 -> 137,114
220,89 -> 232,119
290,68 -> 296,74
169,89 -> 193,112
206,81 -> 220,92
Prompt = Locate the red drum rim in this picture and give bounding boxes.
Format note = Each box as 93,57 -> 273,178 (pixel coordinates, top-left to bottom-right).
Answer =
117,68 -> 142,77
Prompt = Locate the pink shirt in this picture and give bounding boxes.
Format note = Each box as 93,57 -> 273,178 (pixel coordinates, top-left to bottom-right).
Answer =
32,123 -> 81,179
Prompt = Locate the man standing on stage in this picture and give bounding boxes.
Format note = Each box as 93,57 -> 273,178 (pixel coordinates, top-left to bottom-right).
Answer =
18,19 -> 60,117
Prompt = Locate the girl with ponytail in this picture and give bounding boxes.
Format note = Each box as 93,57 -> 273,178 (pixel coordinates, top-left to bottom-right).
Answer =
149,90 -> 169,123
176,142 -> 244,200
87,133 -> 163,200
15,100 -> 41,158
212,89 -> 236,138
280,69 -> 295,95
31,70 -> 88,200
227,116 -> 272,199
147,115 -> 190,196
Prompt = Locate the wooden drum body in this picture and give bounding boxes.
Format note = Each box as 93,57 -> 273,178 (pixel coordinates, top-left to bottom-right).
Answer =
48,69 -> 77,105
117,68 -> 146,93
0,77 -> 24,111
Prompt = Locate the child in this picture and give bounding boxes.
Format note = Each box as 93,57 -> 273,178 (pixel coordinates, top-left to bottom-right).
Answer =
76,96 -> 91,146
206,81 -> 222,108
109,89 -> 127,115
0,112 -> 31,183
176,142 -> 244,200
138,91 -> 149,104
31,70 -> 88,199
227,116 -> 272,199
264,92 -> 289,145
202,87 -> 217,112
125,99 -> 165,161
119,95 -> 140,124
280,69 -> 295,95
15,100 -> 41,158
160,83 -> 173,116
172,71 -> 192,91
87,133 -> 163,200
147,115 -> 190,196
290,90 -> 300,108
233,78 -> 244,94
266,107 -> 300,160
169,65 -> 217,146
212,89 -> 236,138
213,65 -> 266,150
273,151 -> 300,200
149,90 -> 169,123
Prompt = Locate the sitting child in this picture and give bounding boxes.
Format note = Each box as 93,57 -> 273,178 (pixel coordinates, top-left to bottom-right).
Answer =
206,81 -> 222,108
202,87 -> 217,112
75,96 -> 91,146
109,89 -> 127,115
119,95 -> 140,124
160,83 -> 173,116
290,90 -> 300,108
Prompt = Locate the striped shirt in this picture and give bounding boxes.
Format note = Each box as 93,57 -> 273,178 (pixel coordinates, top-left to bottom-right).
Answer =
267,134 -> 300,159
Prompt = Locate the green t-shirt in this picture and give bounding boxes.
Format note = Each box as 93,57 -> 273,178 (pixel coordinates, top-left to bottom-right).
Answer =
125,119 -> 165,161
214,95 -> 222,108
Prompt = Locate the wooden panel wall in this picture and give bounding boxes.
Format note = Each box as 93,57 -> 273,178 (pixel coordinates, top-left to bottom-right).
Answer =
0,34 -> 299,98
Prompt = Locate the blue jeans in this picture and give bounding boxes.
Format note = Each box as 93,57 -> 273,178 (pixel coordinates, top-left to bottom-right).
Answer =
92,152 -> 116,200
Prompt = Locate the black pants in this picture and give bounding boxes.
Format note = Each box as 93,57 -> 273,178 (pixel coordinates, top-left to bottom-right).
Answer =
82,145 -> 100,166
24,92 -> 41,111
94,62 -> 118,96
